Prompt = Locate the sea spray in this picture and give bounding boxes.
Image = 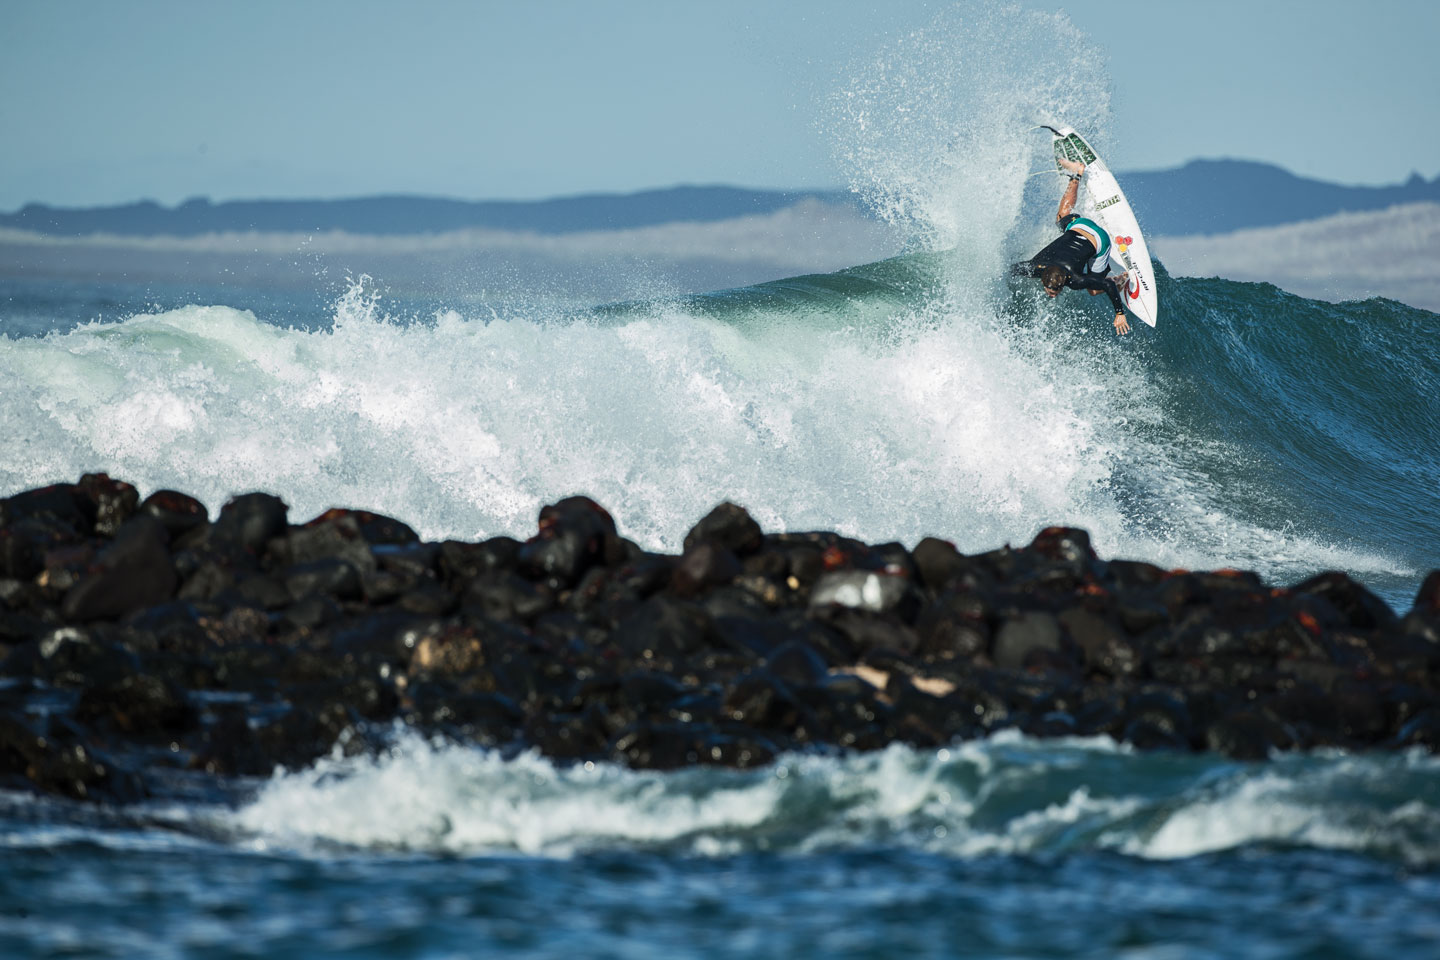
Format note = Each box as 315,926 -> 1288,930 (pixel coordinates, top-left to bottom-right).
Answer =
828,4 -> 1110,268
0,262 -> 1421,595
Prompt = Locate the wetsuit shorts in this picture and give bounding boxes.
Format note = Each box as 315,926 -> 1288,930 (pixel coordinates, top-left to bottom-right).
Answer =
1057,214 -> 1110,274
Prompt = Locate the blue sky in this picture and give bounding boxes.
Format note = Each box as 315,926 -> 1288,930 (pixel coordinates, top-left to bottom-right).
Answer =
2,0 -> 1437,209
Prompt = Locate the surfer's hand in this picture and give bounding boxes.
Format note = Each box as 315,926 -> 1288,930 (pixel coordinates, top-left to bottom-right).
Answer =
1113,313 -> 1131,336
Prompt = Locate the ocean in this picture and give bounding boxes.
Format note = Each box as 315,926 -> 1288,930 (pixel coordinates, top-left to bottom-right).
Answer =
4,6 -> 1439,957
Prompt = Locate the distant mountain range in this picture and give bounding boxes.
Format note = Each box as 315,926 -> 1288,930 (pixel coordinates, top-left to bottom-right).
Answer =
0,187 -> 852,238
1124,160 -> 1440,235
4,161 -> 1438,238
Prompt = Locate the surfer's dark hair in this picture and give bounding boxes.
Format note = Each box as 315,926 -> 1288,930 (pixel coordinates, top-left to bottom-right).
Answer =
1040,265 -> 1068,293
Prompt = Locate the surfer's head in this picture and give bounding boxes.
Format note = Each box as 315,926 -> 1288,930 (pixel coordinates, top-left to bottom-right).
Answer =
1040,265 -> 1068,297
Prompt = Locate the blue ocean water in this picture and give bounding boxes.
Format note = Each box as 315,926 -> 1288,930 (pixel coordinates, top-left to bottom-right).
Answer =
4,6 -> 1439,957
4,736 -> 1440,958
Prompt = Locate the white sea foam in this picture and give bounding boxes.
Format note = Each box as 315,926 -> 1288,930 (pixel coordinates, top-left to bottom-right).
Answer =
0,244 -> 1409,588
228,733 -> 1440,866
1126,750 -> 1440,866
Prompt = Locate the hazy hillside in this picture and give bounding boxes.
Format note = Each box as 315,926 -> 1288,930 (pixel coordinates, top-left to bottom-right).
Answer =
1154,202 -> 1440,312
1123,160 -> 1440,235
0,187 -> 857,238
3,160 -> 1437,240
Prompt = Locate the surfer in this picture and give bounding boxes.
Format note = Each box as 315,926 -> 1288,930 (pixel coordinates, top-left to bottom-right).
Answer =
1013,157 -> 1131,335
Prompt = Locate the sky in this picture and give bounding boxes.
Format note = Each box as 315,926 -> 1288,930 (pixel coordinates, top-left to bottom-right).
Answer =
2,0 -> 1437,210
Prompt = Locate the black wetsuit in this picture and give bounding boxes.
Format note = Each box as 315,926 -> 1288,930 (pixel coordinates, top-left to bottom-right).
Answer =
1013,213 -> 1126,314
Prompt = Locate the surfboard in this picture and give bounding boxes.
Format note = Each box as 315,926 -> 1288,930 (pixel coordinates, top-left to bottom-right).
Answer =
1044,126 -> 1158,327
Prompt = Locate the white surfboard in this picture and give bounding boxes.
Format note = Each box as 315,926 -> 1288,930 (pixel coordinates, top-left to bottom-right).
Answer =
1046,126 -> 1158,327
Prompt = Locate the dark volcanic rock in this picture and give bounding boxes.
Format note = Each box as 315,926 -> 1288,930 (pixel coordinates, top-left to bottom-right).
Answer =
58,516 -> 179,622
140,489 -> 210,543
1,474 -> 1437,805
213,492 -> 288,554
519,496 -> 619,588
683,502 -> 764,556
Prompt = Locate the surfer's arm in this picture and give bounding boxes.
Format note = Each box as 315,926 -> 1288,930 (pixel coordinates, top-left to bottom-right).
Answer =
1055,163 -> 1084,224
1071,273 -> 1123,315
1010,260 -> 1040,278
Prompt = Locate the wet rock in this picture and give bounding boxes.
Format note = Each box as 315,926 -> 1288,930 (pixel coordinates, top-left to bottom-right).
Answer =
519,496 -> 618,588
230,573 -> 292,611
302,508 -> 417,547
3,473 -> 1440,801
613,595 -> 715,663
76,473 -> 139,537
177,560 -> 235,602
671,542 -> 743,597
992,611 -> 1063,671
405,684 -> 522,744
374,541 -> 440,579
3,484 -> 96,538
1108,559 -> 1166,589
809,570 -> 912,615
213,493 -> 288,554
252,701 -> 359,770
764,639 -> 830,688
528,706 -> 611,759
462,572 -> 552,624
1028,526 -> 1102,576
1060,607 -> 1138,678
1331,681 -> 1388,742
813,607 -> 915,659
1121,690 -> 1194,750
0,711 -> 142,802
407,622 -> 490,680
439,537 -> 520,582
139,489 -> 210,544
4,627 -> 140,687
0,524 -> 48,581
277,513 -> 377,575
683,502 -> 764,556
1292,571 -> 1398,631
282,595 -> 343,631
723,670 -> 809,733
1205,709 -> 1290,760
396,581 -> 457,617
284,558 -> 364,602
74,672 -> 196,739
911,537 -> 969,592
1395,709 -> 1440,748
915,591 -> 991,662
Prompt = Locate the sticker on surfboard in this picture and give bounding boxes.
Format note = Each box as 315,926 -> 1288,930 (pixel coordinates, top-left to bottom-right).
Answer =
1044,126 -> 1158,327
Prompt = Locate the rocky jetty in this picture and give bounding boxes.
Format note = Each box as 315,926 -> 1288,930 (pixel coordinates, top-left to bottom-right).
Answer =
2,474 -> 1438,804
